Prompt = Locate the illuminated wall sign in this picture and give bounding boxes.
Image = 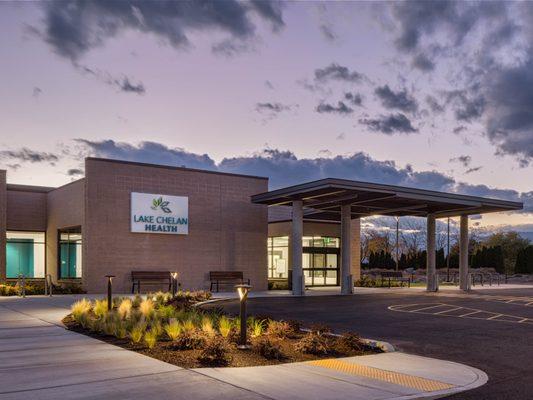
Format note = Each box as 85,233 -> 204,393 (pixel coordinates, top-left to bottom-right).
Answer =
131,192 -> 188,235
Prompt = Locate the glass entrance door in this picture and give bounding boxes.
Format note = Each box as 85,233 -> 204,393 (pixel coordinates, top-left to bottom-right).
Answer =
303,249 -> 339,286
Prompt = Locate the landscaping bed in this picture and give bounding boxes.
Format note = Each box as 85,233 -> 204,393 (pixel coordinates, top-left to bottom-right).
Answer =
63,291 -> 379,368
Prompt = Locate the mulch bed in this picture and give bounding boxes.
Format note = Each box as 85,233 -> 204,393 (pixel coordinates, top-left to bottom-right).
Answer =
63,315 -> 378,369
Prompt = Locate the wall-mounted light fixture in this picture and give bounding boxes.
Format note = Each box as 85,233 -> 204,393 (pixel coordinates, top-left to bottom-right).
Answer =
234,284 -> 252,349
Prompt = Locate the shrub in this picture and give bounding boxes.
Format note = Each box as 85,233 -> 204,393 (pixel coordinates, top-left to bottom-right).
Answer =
295,332 -> 331,355
335,332 -> 364,353
150,321 -> 163,338
266,320 -> 291,339
117,298 -> 133,319
129,324 -> 145,344
153,291 -> 172,306
249,318 -> 265,338
71,298 -> 92,322
181,319 -> 196,334
144,329 -> 158,349
173,330 -> 205,350
201,315 -> 216,337
197,336 -> 231,366
114,323 -> 128,339
255,338 -> 285,360
93,299 -> 108,319
164,321 -> 182,340
132,295 -> 143,308
139,299 -> 155,318
218,316 -> 233,338
157,305 -> 176,320
78,313 -> 90,329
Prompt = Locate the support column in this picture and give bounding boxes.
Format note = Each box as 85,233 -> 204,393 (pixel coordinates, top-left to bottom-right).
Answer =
341,204 -> 353,294
291,200 -> 304,296
0,170 -> 6,283
426,214 -> 438,292
350,218 -> 361,283
459,215 -> 469,291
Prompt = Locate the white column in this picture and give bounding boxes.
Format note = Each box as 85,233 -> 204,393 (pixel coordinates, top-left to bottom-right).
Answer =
341,204 -> 353,294
426,214 -> 438,292
291,200 -> 304,296
350,218 -> 361,283
459,215 -> 469,290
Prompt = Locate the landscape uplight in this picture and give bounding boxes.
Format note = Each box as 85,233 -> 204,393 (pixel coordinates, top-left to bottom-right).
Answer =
105,275 -> 115,311
171,272 -> 179,297
235,284 -> 252,349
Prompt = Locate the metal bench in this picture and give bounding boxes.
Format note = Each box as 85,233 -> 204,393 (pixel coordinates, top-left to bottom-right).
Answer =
209,271 -> 249,292
131,271 -> 172,294
379,271 -> 411,288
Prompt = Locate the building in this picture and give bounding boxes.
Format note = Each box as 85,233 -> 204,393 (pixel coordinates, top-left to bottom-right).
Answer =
0,158 -> 523,294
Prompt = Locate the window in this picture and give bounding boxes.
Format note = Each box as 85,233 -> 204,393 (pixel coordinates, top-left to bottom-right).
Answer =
58,227 -> 82,279
6,232 -> 45,278
267,236 -> 289,279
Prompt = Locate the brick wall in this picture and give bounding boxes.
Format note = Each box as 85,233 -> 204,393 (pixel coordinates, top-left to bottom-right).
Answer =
0,171 -> 6,281
46,180 -> 85,283
84,159 -> 268,293
6,188 -> 48,231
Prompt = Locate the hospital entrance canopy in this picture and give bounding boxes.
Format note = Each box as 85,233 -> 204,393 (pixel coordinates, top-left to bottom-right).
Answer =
251,178 -> 523,219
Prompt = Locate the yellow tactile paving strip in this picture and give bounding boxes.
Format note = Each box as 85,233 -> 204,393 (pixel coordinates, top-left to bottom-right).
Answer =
307,359 -> 454,392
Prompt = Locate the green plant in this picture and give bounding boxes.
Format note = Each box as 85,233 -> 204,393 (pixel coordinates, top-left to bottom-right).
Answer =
197,336 -> 231,366
164,321 -> 183,340
153,291 -> 172,305
181,319 -> 196,334
218,316 -> 233,338
144,329 -> 158,349
295,332 -> 331,355
71,298 -> 92,322
201,315 -> 216,337
157,305 -> 175,320
255,338 -> 285,360
139,298 -> 155,318
150,321 -> 163,337
266,320 -> 291,338
93,299 -> 108,319
249,318 -> 265,338
129,324 -> 145,344
132,294 -> 143,308
114,322 -> 128,339
117,298 -> 133,319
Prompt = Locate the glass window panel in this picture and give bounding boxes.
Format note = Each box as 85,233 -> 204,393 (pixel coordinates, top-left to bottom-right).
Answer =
6,232 -> 45,278
325,269 -> 338,285
313,237 -> 324,247
302,236 -> 313,247
272,236 -> 289,247
313,253 -> 325,268
59,227 -> 82,279
326,254 -> 337,268
302,253 -> 311,268
324,237 -> 340,248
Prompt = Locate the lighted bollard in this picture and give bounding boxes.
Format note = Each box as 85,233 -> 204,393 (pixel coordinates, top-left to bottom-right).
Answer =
105,275 -> 115,311
171,272 -> 179,297
235,284 -> 252,349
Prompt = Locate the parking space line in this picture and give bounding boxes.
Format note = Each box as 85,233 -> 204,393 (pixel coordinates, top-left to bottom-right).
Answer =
410,305 -> 449,312
434,307 -> 462,315
487,314 -> 503,320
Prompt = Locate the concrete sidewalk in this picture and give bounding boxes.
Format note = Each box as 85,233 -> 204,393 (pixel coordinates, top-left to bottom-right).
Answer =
0,296 -> 487,399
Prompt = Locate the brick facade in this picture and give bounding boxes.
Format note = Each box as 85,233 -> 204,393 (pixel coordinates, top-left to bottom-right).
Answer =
0,171 -> 6,281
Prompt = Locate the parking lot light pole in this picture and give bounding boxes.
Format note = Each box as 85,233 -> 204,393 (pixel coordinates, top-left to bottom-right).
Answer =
105,275 -> 115,311
235,284 -> 252,350
171,272 -> 179,297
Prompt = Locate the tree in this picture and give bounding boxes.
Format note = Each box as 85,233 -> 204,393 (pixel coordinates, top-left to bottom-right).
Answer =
515,246 -> 533,274
484,232 -> 530,274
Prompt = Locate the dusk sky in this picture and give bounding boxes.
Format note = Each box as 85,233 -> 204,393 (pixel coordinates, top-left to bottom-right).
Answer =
1,1 -> 532,232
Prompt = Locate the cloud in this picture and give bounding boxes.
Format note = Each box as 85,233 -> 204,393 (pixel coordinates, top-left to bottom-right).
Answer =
453,126 -> 467,134
264,80 -> 274,89
255,102 -> 292,114
449,155 -> 471,167
445,90 -> 485,122
359,113 -> 418,135
426,95 -> 445,113
344,92 -> 363,106
32,87 -> 42,98
316,101 -> 353,115
411,52 -> 435,71
319,24 -> 337,42
465,166 -> 482,174
71,139 -> 533,213
38,0 -> 285,61
76,139 -> 217,170
0,148 -> 59,164
67,168 -> 84,176
375,85 -> 418,113
115,77 -> 145,94
314,63 -> 364,83
211,39 -> 254,57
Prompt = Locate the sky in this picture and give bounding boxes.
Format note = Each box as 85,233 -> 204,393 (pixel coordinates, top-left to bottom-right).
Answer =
0,1 -> 532,233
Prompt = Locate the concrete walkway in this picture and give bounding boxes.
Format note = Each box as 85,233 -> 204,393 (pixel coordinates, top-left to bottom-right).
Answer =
0,296 -> 488,399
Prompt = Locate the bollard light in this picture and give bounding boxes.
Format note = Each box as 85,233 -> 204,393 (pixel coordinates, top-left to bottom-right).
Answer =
171,272 -> 179,297
235,284 -> 252,349
105,275 -> 115,311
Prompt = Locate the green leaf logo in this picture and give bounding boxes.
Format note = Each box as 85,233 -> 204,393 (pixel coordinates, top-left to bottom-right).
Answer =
151,197 -> 172,213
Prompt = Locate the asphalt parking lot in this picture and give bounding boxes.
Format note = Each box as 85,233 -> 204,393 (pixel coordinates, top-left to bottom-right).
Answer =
214,287 -> 533,399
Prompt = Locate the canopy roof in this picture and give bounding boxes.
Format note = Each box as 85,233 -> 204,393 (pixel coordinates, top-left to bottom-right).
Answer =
251,178 -> 523,221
